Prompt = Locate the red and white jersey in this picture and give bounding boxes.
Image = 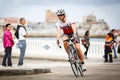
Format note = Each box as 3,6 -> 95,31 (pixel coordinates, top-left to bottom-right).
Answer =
56,18 -> 75,34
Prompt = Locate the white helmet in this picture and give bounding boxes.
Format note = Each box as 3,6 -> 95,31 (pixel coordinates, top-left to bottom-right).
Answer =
56,9 -> 65,16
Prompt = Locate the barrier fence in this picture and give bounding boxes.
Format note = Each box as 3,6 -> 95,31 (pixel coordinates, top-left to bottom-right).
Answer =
0,39 -> 105,60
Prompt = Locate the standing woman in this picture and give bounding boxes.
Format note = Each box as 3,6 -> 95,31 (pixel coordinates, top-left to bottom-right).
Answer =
2,23 -> 14,67
83,30 -> 90,59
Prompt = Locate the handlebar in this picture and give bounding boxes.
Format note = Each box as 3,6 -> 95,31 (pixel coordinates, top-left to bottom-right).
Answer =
58,37 -> 75,49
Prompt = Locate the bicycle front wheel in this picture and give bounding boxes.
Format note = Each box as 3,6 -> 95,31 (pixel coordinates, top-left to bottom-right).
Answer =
68,45 -> 79,77
78,63 -> 84,76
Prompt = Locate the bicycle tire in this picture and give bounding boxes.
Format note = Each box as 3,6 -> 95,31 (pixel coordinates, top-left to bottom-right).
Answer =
74,54 -> 84,77
78,63 -> 84,76
68,45 -> 79,77
74,55 -> 84,77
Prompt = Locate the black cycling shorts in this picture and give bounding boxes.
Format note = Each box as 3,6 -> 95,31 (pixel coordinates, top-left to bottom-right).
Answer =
63,33 -> 80,43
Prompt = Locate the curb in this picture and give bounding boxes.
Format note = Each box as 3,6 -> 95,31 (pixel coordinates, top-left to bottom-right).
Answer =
0,68 -> 51,76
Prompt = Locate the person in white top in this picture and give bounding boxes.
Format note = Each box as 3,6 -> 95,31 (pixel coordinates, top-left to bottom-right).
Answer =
18,18 -> 28,66
116,31 -> 120,54
0,25 -> 6,40
19,26 -> 27,40
56,9 -> 86,71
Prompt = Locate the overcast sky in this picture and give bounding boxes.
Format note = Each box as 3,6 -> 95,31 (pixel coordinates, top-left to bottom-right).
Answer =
0,0 -> 120,29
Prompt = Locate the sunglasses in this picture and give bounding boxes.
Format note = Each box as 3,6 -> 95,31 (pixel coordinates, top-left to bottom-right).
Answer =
57,14 -> 64,16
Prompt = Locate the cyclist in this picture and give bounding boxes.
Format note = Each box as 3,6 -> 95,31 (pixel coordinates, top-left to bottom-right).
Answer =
56,9 -> 86,71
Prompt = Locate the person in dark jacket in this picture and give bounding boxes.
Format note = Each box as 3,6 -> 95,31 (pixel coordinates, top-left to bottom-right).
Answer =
83,30 -> 90,59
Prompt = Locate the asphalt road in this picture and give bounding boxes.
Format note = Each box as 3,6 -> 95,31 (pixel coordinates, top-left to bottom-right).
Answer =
0,57 -> 120,80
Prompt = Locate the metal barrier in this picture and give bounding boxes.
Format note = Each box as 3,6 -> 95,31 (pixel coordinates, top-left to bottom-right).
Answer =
0,39 -> 104,60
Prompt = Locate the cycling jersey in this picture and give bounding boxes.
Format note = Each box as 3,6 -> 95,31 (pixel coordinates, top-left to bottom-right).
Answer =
56,18 -> 75,34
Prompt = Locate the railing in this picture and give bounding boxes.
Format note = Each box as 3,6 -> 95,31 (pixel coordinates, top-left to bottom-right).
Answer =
0,39 -> 104,60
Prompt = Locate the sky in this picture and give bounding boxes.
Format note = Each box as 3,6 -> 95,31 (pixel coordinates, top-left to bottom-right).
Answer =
0,0 -> 120,29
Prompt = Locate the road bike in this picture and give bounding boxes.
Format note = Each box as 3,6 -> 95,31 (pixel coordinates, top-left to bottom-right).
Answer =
59,38 -> 84,77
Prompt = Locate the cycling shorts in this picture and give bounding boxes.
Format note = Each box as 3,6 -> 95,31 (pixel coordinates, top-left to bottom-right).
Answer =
63,33 -> 80,43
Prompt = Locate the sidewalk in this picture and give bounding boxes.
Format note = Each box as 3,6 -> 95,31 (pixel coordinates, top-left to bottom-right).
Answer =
0,57 -> 52,76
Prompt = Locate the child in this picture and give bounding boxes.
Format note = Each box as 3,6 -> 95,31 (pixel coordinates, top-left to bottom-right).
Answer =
104,32 -> 113,63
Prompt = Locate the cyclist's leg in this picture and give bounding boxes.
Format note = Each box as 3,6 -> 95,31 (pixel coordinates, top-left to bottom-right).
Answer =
75,43 -> 84,63
75,43 -> 87,71
62,35 -> 69,54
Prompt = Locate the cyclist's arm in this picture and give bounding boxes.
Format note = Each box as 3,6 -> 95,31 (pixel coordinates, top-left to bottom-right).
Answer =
56,26 -> 61,40
71,23 -> 77,35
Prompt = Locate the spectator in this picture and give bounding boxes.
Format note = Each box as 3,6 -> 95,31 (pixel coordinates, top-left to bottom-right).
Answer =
117,31 -> 120,54
104,32 -> 113,63
0,25 -> 6,40
2,23 -> 14,67
17,18 -> 28,66
83,30 -> 90,59
110,29 -> 118,58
